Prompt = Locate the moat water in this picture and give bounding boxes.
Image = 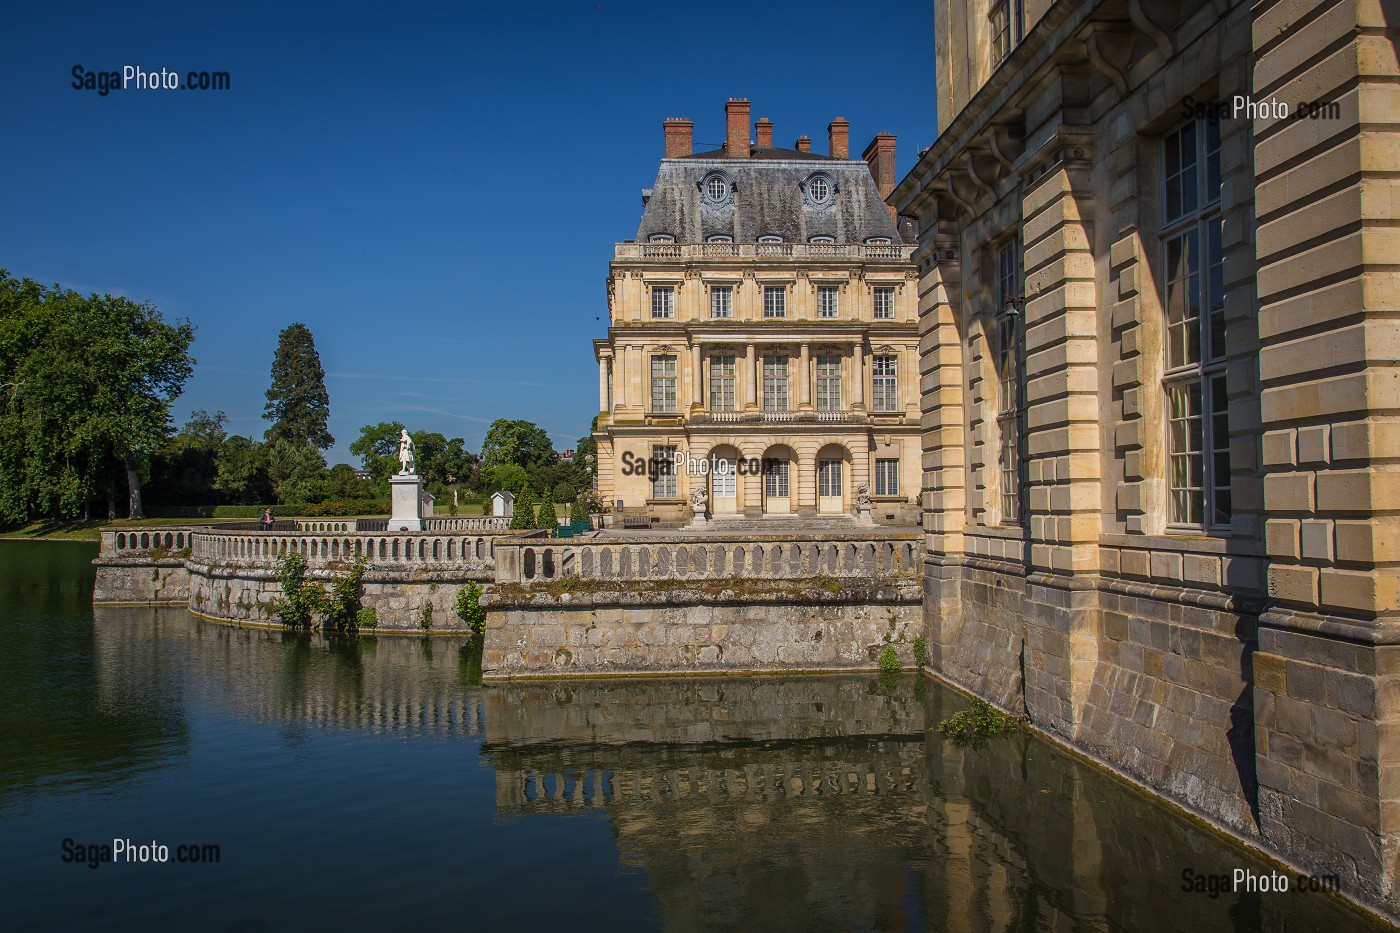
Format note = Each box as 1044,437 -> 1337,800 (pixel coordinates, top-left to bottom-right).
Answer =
0,540 -> 1385,932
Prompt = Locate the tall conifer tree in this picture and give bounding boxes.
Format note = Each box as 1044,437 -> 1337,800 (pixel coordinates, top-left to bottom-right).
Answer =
263,323 -> 333,449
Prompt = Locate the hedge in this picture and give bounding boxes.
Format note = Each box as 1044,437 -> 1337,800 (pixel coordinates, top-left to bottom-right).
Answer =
146,500 -> 390,519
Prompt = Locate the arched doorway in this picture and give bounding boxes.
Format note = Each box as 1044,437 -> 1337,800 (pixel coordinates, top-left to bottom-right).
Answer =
761,445 -> 795,515
816,442 -> 851,514
709,444 -> 741,515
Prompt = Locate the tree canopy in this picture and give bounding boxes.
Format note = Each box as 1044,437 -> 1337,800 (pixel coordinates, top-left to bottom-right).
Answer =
481,419 -> 554,472
0,271 -> 194,522
264,323 -> 333,450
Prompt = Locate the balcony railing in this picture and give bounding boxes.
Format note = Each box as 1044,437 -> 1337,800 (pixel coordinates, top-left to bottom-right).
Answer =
690,410 -> 869,425
617,243 -> 914,262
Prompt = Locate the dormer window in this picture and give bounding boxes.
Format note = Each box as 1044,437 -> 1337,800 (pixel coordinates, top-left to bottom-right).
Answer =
700,171 -> 733,205
803,173 -> 836,208
706,235 -> 732,243
649,234 -> 674,243
758,235 -> 783,243
809,236 -> 835,244
865,237 -> 891,245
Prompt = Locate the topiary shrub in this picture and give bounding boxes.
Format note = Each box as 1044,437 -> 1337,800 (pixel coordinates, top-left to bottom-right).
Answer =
510,488 -> 537,531
535,491 -> 557,529
569,496 -> 588,524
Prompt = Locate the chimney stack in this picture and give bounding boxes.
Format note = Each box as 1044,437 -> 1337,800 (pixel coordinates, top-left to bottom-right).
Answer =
862,132 -> 898,222
663,118 -> 693,158
795,135 -> 812,153
725,98 -> 751,158
828,118 -> 850,159
754,118 -> 773,148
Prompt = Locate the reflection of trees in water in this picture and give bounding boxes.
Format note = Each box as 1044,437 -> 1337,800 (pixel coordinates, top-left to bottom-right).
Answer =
0,543 -> 188,805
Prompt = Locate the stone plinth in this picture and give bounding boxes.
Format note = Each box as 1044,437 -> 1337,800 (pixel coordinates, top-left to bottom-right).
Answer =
389,473 -> 424,531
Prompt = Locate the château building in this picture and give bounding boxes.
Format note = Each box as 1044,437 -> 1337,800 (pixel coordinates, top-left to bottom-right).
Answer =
594,99 -> 920,525
893,0 -> 1399,917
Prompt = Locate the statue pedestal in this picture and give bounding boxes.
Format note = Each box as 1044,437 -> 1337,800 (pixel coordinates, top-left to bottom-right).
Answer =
389,473 -> 424,531
857,505 -> 875,526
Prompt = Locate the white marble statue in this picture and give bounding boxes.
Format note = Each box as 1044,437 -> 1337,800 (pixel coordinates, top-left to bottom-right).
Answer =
397,429 -> 416,475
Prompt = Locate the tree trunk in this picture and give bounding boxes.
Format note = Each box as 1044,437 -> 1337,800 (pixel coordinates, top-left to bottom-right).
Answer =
107,478 -> 117,521
126,462 -> 144,520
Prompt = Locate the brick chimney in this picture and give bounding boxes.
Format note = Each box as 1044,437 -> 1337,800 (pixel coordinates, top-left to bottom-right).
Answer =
828,117 -> 850,159
795,135 -> 812,153
862,132 -> 897,222
663,118 -> 693,158
754,118 -> 773,148
725,98 -> 751,158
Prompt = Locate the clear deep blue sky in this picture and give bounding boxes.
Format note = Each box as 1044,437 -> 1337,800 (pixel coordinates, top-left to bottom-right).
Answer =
2,0 -> 936,465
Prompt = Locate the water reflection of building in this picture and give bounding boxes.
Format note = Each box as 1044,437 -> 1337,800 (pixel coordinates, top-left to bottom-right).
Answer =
92,606 -> 484,737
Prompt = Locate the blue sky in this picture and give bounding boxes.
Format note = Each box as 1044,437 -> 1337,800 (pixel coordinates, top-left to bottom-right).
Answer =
2,0 -> 936,465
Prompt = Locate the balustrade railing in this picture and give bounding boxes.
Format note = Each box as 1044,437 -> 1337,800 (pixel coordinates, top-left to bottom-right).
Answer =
189,528 -> 502,571
690,410 -> 865,425
99,527 -> 203,559
614,243 -> 915,262
493,534 -> 920,586
424,516 -> 510,532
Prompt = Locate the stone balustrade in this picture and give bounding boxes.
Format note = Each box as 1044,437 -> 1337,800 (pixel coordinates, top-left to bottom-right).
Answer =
100,527 -> 202,558
614,242 -> 915,262
423,516 -> 510,532
493,532 -> 920,585
188,528 -> 505,570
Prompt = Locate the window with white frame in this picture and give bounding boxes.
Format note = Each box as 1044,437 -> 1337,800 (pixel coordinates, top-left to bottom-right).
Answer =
710,354 -> 736,411
875,458 -> 899,496
764,458 -> 789,498
710,285 -> 733,318
763,356 -> 789,411
871,355 -> 898,412
816,355 -> 842,411
996,238 -> 1025,525
758,235 -> 783,243
1162,115 -> 1228,529
651,285 -> 674,320
817,285 -> 840,318
651,444 -> 677,498
650,355 -> 677,412
763,285 -> 786,318
990,0 -> 1025,65
649,234 -> 674,243
873,286 -> 895,320
817,460 -> 843,498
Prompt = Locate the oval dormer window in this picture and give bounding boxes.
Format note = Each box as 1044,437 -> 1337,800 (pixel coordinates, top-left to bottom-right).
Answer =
700,171 -> 733,205
758,235 -> 783,243
649,234 -> 674,243
809,235 -> 835,244
804,172 -> 836,208
865,237 -> 891,245
706,235 -> 733,243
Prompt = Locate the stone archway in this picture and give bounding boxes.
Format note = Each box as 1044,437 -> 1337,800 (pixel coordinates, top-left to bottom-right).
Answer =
760,443 -> 796,515
815,442 -> 853,514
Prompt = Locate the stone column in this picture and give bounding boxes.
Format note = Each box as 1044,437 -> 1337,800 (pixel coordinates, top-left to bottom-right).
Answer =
690,343 -> 703,411
598,352 -> 611,414
852,340 -> 865,411
799,342 -> 812,410
745,342 -> 758,411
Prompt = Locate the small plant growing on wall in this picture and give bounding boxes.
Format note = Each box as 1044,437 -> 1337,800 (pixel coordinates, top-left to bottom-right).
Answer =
420,602 -> 434,631
879,644 -> 900,672
324,558 -> 368,635
937,699 -> 1020,749
271,553 -> 327,629
455,582 -> 486,637
913,636 -> 928,668
356,607 -> 378,630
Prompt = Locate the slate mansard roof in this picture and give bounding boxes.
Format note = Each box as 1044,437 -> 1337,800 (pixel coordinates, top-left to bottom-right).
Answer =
635,148 -> 904,246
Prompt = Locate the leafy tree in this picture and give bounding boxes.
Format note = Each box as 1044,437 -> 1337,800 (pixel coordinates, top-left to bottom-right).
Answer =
350,421 -> 406,491
264,439 -> 326,503
149,410 -> 228,506
0,272 -> 194,521
535,490 -> 557,529
553,482 -> 576,504
264,323 -> 333,450
481,419 -> 554,472
485,463 -> 529,496
213,435 -> 274,504
509,487 -> 537,530
324,463 -> 375,500
569,496 -> 588,524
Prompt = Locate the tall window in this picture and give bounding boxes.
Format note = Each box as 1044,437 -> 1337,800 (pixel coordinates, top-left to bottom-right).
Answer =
818,460 -> 843,498
710,355 -> 736,411
996,238 -> 1025,525
763,356 -> 789,411
873,287 -> 895,320
818,286 -> 840,318
871,355 -> 898,412
875,458 -> 899,497
816,355 -> 842,411
764,285 -> 786,318
650,355 -> 677,412
651,285 -> 674,320
710,285 -> 733,318
1162,115 -> 1228,529
652,445 -> 677,498
764,459 -> 789,498
991,0 -> 1025,65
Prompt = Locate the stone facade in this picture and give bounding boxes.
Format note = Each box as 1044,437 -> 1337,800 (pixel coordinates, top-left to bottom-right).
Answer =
595,99 -> 922,526
895,0 -> 1399,918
